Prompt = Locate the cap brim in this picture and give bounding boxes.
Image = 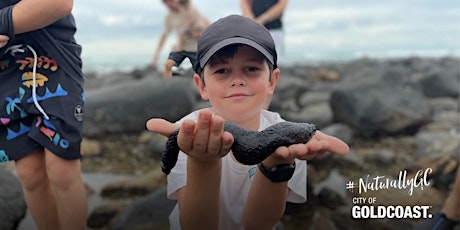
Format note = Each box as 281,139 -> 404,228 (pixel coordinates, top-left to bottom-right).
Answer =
199,37 -> 274,70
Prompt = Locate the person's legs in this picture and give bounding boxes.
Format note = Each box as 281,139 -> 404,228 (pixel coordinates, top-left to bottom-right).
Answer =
164,51 -> 188,78
16,150 -> 60,229
16,149 -> 87,230
45,148 -> 87,230
164,59 -> 176,78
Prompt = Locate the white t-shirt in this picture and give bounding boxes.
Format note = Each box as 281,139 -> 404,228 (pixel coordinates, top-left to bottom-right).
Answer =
163,4 -> 207,52
167,109 -> 307,230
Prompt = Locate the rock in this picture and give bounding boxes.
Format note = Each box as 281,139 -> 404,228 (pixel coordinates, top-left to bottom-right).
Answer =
320,123 -> 354,145
298,91 -> 331,107
313,169 -> 347,199
0,167 -> 27,230
415,155 -> 459,188
309,69 -> 339,81
83,77 -> 196,137
81,138 -> 103,156
414,131 -> 460,159
365,149 -> 396,165
87,203 -> 125,229
101,167 -> 166,199
284,102 -> 333,128
330,79 -> 430,137
109,186 -> 176,230
420,66 -> 460,98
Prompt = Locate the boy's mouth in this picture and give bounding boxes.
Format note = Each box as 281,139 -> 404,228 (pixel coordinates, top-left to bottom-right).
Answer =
226,93 -> 251,99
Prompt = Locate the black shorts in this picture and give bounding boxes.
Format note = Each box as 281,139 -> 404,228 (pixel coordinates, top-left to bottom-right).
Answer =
0,43 -> 84,162
167,51 -> 197,68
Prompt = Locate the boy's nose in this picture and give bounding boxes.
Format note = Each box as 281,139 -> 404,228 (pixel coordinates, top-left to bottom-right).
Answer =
230,74 -> 246,86
231,72 -> 246,86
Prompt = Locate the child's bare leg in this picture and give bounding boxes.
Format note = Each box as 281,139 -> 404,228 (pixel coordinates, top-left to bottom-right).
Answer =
15,149 -> 87,230
16,150 -> 60,229
442,169 -> 460,221
163,59 -> 176,78
45,149 -> 87,230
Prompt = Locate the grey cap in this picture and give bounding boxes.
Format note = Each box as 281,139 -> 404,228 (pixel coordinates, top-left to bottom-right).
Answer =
195,14 -> 277,73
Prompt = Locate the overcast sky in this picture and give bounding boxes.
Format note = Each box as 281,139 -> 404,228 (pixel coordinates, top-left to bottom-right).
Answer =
72,0 -> 460,70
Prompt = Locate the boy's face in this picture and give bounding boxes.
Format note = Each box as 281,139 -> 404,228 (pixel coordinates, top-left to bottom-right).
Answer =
194,45 -> 279,123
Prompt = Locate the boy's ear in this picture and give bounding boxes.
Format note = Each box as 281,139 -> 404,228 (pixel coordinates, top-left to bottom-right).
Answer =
268,68 -> 280,96
194,74 -> 209,100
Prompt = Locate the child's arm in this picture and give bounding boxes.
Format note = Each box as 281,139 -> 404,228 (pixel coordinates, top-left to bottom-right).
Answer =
0,35 -> 9,48
12,0 -> 73,34
147,109 -> 234,229
240,0 -> 255,19
243,131 -> 349,229
254,0 -> 288,26
152,32 -> 168,66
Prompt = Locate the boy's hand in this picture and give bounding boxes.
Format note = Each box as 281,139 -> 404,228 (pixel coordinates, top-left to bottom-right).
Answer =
146,109 -> 234,162
0,35 -> 9,48
264,130 -> 350,166
147,109 -> 349,166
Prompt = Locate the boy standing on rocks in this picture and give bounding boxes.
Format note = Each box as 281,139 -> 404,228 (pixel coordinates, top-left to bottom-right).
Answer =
147,15 -> 349,229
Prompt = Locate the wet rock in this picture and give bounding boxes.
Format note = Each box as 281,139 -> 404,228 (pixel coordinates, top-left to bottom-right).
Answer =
414,131 -> 460,159
330,80 -> 430,137
87,204 -> 125,229
0,167 -> 26,230
109,186 -> 175,230
81,138 -> 103,156
320,123 -> 354,145
365,149 -> 396,165
101,168 -> 166,199
313,169 -> 348,199
83,77 -> 196,137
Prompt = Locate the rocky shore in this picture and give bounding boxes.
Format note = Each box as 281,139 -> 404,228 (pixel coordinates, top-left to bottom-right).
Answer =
1,56 -> 459,230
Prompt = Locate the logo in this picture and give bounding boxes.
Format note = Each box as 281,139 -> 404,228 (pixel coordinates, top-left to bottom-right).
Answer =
74,105 -> 84,122
346,168 -> 433,219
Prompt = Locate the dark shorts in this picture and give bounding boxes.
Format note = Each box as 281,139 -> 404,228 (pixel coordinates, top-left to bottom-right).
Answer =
0,43 -> 85,163
167,51 -> 197,68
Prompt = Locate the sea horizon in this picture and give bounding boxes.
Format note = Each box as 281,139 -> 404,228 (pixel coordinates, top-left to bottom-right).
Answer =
80,48 -> 460,73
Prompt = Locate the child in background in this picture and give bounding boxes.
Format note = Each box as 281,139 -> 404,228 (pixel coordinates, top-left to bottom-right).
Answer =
240,0 -> 288,55
152,0 -> 209,78
147,14 -> 349,229
0,0 -> 87,229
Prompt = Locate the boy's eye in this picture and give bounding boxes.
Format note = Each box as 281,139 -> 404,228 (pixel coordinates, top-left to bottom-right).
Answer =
215,68 -> 229,74
245,66 -> 259,72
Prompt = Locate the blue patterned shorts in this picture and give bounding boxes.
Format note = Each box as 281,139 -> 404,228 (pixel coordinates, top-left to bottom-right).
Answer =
0,43 -> 85,162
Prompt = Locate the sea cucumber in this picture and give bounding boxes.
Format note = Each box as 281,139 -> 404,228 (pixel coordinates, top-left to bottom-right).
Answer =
161,121 -> 317,175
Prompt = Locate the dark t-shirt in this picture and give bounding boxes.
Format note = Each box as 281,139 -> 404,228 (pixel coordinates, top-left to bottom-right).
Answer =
251,0 -> 282,30
0,0 -> 83,87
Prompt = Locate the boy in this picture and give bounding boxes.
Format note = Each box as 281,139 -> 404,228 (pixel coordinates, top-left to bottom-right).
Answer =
147,15 -> 349,229
151,0 -> 209,78
1,0 -> 87,229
